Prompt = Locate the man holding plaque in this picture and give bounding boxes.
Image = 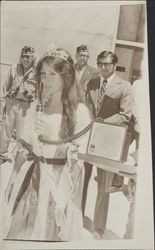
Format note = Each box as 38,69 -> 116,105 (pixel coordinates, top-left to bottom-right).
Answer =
84,50 -> 134,239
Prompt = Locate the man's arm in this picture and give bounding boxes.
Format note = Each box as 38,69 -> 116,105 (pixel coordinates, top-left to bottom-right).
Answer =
104,81 -> 134,125
3,67 -> 13,97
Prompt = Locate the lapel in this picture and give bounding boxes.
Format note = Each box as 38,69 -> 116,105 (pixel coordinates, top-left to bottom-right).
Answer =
96,75 -> 121,115
105,75 -> 121,97
80,65 -> 91,85
90,89 -> 98,112
89,77 -> 100,112
89,74 -> 121,116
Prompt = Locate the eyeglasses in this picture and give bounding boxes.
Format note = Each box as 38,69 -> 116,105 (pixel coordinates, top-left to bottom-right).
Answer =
97,62 -> 113,67
78,53 -> 89,58
21,55 -> 32,59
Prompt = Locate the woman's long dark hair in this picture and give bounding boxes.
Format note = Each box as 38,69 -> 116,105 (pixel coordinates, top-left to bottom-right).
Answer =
35,49 -> 83,138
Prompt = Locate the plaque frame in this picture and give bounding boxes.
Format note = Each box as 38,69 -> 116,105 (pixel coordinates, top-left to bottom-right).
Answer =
86,120 -> 128,162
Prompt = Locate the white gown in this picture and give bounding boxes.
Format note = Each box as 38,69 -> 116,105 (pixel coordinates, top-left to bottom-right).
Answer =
5,101 -> 91,241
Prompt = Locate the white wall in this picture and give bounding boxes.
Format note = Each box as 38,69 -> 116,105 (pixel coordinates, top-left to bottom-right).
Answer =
1,1 -> 120,86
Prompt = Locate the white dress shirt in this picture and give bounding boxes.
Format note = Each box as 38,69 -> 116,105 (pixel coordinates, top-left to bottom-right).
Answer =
75,66 -> 86,82
99,72 -> 115,90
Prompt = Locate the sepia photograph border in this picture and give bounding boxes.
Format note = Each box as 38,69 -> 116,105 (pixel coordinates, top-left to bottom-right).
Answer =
0,1 -> 154,249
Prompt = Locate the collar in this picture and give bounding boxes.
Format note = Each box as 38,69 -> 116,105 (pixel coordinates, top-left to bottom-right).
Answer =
107,72 -> 115,83
75,64 -> 86,71
100,72 -> 115,86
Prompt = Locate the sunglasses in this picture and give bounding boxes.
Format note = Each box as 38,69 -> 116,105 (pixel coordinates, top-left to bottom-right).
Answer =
21,55 -> 32,59
78,53 -> 89,58
97,62 -> 113,67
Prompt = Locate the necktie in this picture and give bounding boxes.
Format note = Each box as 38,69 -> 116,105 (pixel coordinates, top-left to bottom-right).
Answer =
102,79 -> 107,91
97,79 -> 107,114
76,66 -> 83,81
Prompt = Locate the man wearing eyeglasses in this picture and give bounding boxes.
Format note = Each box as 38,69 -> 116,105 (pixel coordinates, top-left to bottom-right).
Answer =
84,51 -> 134,239
3,46 -> 36,99
75,45 -> 98,102
1,46 -> 37,154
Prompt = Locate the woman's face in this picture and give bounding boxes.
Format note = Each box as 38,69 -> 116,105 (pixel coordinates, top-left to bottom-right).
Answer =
41,61 -> 64,101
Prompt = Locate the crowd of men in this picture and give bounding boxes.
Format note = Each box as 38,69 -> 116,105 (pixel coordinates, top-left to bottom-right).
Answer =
1,44 -> 140,239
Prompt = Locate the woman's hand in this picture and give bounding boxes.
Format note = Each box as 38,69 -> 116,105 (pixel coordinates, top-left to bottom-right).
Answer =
67,143 -> 80,166
35,113 -> 61,139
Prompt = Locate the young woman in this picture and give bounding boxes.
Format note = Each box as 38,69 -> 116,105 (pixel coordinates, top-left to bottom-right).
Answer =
4,48 -> 91,241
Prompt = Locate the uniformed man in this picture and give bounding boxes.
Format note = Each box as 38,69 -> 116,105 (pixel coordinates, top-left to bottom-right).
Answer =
1,46 -> 37,154
75,45 -> 98,102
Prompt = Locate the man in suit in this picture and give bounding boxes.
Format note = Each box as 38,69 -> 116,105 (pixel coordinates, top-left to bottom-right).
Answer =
85,51 -> 134,239
75,45 -> 98,102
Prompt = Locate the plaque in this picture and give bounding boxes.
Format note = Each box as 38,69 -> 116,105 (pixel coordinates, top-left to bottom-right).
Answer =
87,121 -> 128,162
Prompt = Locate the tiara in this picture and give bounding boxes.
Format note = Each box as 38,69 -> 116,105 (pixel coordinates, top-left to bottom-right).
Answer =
44,49 -> 69,62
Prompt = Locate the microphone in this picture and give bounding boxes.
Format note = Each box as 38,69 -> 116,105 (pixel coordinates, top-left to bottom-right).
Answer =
36,103 -> 44,132
36,103 -> 44,113
36,104 -> 44,152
